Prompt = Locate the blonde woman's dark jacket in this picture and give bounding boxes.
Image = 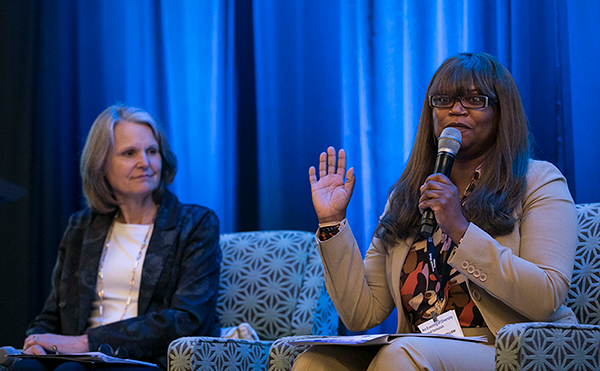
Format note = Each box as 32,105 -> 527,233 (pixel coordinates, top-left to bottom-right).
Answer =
27,190 -> 221,369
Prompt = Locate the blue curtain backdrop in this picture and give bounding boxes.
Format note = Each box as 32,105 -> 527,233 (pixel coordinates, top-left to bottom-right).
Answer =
0,0 -> 598,346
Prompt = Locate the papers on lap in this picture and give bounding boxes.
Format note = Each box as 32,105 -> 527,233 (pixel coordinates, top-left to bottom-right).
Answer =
18,352 -> 157,367
288,333 -> 487,346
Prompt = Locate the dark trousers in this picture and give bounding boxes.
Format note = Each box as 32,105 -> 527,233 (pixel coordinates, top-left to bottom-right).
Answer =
10,359 -> 160,371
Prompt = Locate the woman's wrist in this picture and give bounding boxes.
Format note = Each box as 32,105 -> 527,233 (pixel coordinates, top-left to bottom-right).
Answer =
317,215 -> 345,224
80,334 -> 90,352
452,223 -> 469,245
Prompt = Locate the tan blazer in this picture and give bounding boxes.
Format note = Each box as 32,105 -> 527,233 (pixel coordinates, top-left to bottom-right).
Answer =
317,160 -> 578,335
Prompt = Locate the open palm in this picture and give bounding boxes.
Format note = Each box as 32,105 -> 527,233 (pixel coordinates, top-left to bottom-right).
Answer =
309,147 -> 355,223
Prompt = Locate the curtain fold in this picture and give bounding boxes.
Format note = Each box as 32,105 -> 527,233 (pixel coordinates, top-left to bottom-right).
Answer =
566,1 -> 598,203
158,0 -> 235,231
253,0 -> 343,232
66,0 -> 235,231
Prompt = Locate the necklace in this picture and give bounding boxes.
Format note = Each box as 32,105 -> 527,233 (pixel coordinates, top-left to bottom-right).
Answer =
96,214 -> 155,326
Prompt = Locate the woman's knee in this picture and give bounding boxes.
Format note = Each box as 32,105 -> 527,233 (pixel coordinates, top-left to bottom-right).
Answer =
292,346 -> 339,371
367,338 -> 422,371
368,336 -> 495,371
292,345 -> 376,371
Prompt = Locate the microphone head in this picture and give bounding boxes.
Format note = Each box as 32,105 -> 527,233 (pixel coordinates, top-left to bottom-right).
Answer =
438,127 -> 462,156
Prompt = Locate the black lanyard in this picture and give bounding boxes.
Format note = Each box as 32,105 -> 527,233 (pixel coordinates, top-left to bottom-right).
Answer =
426,237 -> 453,302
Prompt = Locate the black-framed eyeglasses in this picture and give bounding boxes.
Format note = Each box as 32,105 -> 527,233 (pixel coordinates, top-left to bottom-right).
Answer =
98,343 -> 130,359
429,95 -> 495,109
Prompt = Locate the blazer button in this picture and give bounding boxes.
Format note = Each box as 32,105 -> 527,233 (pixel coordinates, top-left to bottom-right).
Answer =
473,269 -> 481,278
59,301 -> 66,308
479,273 -> 488,282
471,289 -> 482,301
461,261 -> 469,270
467,265 -> 475,274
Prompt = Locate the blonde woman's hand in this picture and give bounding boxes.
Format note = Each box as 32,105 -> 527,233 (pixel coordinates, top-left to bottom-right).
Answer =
308,147 -> 355,223
23,334 -> 89,355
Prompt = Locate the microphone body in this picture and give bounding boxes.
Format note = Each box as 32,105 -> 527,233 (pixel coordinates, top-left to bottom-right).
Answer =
420,127 -> 462,237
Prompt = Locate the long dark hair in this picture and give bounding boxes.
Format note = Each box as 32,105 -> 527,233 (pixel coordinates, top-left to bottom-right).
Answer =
376,53 -> 531,244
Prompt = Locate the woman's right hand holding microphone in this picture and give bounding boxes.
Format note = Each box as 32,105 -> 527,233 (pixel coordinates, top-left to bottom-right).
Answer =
308,147 -> 355,223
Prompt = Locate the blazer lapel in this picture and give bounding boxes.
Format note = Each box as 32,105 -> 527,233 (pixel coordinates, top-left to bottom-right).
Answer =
389,236 -> 413,304
77,212 -> 113,333
389,234 -> 414,334
138,191 -> 179,315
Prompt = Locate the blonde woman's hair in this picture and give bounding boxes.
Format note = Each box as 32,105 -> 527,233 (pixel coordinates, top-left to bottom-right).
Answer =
80,104 -> 177,213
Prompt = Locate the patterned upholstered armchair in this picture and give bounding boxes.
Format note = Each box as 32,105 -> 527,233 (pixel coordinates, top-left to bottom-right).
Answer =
268,203 -> 600,371
495,202 -> 600,370
167,230 -> 338,371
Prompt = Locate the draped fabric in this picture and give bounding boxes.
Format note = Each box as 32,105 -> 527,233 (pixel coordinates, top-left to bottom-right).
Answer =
1,0 -> 598,345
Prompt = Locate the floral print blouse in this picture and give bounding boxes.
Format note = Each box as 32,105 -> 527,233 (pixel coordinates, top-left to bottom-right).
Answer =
400,166 -> 486,331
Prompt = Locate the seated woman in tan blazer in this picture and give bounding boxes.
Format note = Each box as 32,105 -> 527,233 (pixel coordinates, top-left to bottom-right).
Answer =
296,52 -> 578,371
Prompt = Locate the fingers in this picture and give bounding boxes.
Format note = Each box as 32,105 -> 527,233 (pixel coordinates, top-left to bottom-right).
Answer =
421,174 -> 451,190
327,146 -> 337,175
23,345 -> 46,355
24,334 -> 38,349
337,148 -> 347,176
24,335 -> 48,355
308,166 -> 317,190
419,174 -> 456,211
344,167 -> 356,194
311,147 -> 350,181
318,151 -> 327,178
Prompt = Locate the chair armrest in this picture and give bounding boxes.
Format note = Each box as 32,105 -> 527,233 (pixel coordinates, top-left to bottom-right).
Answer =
268,335 -> 325,371
495,322 -> 600,371
168,336 -> 273,371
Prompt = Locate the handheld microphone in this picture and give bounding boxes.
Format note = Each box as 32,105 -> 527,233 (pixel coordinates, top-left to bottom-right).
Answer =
420,127 -> 462,237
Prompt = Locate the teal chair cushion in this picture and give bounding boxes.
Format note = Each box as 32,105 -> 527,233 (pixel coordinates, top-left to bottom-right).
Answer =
168,230 -> 338,371
495,202 -> 600,370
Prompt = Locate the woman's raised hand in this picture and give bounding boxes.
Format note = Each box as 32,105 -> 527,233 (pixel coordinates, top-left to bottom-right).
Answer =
308,147 -> 355,223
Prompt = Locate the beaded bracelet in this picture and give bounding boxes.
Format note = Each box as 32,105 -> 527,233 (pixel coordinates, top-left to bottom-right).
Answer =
319,224 -> 340,241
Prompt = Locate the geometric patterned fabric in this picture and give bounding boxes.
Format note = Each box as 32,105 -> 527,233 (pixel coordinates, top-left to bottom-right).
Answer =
217,231 -> 337,340
268,335 -> 321,371
566,203 -> 600,325
168,230 -> 339,371
495,202 -> 600,371
264,204 -> 600,371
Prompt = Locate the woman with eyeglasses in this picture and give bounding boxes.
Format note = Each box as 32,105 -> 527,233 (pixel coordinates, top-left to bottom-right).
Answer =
297,53 -> 578,370
10,105 -> 221,371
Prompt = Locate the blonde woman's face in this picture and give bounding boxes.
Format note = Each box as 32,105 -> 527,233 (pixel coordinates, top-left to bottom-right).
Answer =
105,121 -> 162,203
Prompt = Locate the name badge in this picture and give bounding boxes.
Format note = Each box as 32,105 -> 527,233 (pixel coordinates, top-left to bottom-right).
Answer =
417,309 -> 464,337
